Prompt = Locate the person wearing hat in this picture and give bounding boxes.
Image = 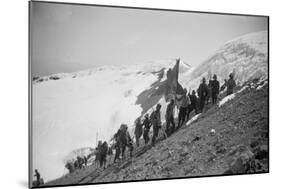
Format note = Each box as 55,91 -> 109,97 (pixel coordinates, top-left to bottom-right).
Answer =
197,77 -> 209,112
142,114 -> 151,144
151,104 -> 162,146
226,73 -> 236,95
211,74 -> 220,104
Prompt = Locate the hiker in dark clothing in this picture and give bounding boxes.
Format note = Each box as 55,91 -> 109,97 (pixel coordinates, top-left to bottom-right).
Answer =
94,141 -> 102,167
187,90 -> 198,121
80,156 -> 86,168
108,146 -> 113,156
113,129 -> 122,163
34,169 -> 40,185
197,77 -> 209,113
121,125 -> 133,158
177,89 -> 190,128
151,104 -> 162,146
134,117 -> 143,147
77,156 -> 84,169
206,79 -> 213,105
115,124 -> 133,160
113,142 -> 121,163
33,169 -> 44,186
165,99 -> 175,136
119,124 -> 128,159
100,141 -> 108,169
142,114 -> 151,144
65,161 -> 75,173
226,73 -> 236,95
211,74 -> 220,104
107,145 -> 113,164
74,159 -> 79,169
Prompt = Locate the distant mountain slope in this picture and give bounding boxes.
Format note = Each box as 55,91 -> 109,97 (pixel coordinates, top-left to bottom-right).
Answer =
179,31 -> 268,90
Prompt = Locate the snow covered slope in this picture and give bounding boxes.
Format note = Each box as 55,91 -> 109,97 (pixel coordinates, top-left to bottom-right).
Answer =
179,31 -> 268,90
32,59 -> 190,181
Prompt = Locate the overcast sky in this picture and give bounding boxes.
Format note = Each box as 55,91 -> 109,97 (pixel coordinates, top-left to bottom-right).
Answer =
30,2 -> 267,76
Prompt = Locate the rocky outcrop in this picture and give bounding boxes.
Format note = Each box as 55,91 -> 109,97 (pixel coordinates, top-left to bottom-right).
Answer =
224,143 -> 268,174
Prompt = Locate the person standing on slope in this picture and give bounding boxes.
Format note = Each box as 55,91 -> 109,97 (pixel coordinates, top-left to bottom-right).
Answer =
134,117 -> 143,147
142,114 -> 151,144
100,141 -> 108,169
187,90 -> 198,121
165,99 -> 176,136
33,169 -> 42,186
118,124 -> 133,159
211,74 -> 220,104
197,77 -> 209,113
95,141 -> 102,167
177,89 -> 190,128
107,145 -> 113,165
65,161 -> 74,173
226,73 -> 236,95
77,156 -> 83,169
151,104 -> 162,146
119,124 -> 128,159
113,129 -> 121,163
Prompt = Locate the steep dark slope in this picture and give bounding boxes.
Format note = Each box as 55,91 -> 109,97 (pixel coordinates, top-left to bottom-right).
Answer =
90,82 -> 268,182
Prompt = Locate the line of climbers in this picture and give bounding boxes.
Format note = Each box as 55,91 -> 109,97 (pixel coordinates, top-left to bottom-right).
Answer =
65,155 -> 89,173
111,73 -> 236,166
46,72 -> 237,185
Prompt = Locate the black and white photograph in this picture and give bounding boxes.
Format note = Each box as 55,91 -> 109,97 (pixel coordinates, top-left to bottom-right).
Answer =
29,1 -> 269,188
